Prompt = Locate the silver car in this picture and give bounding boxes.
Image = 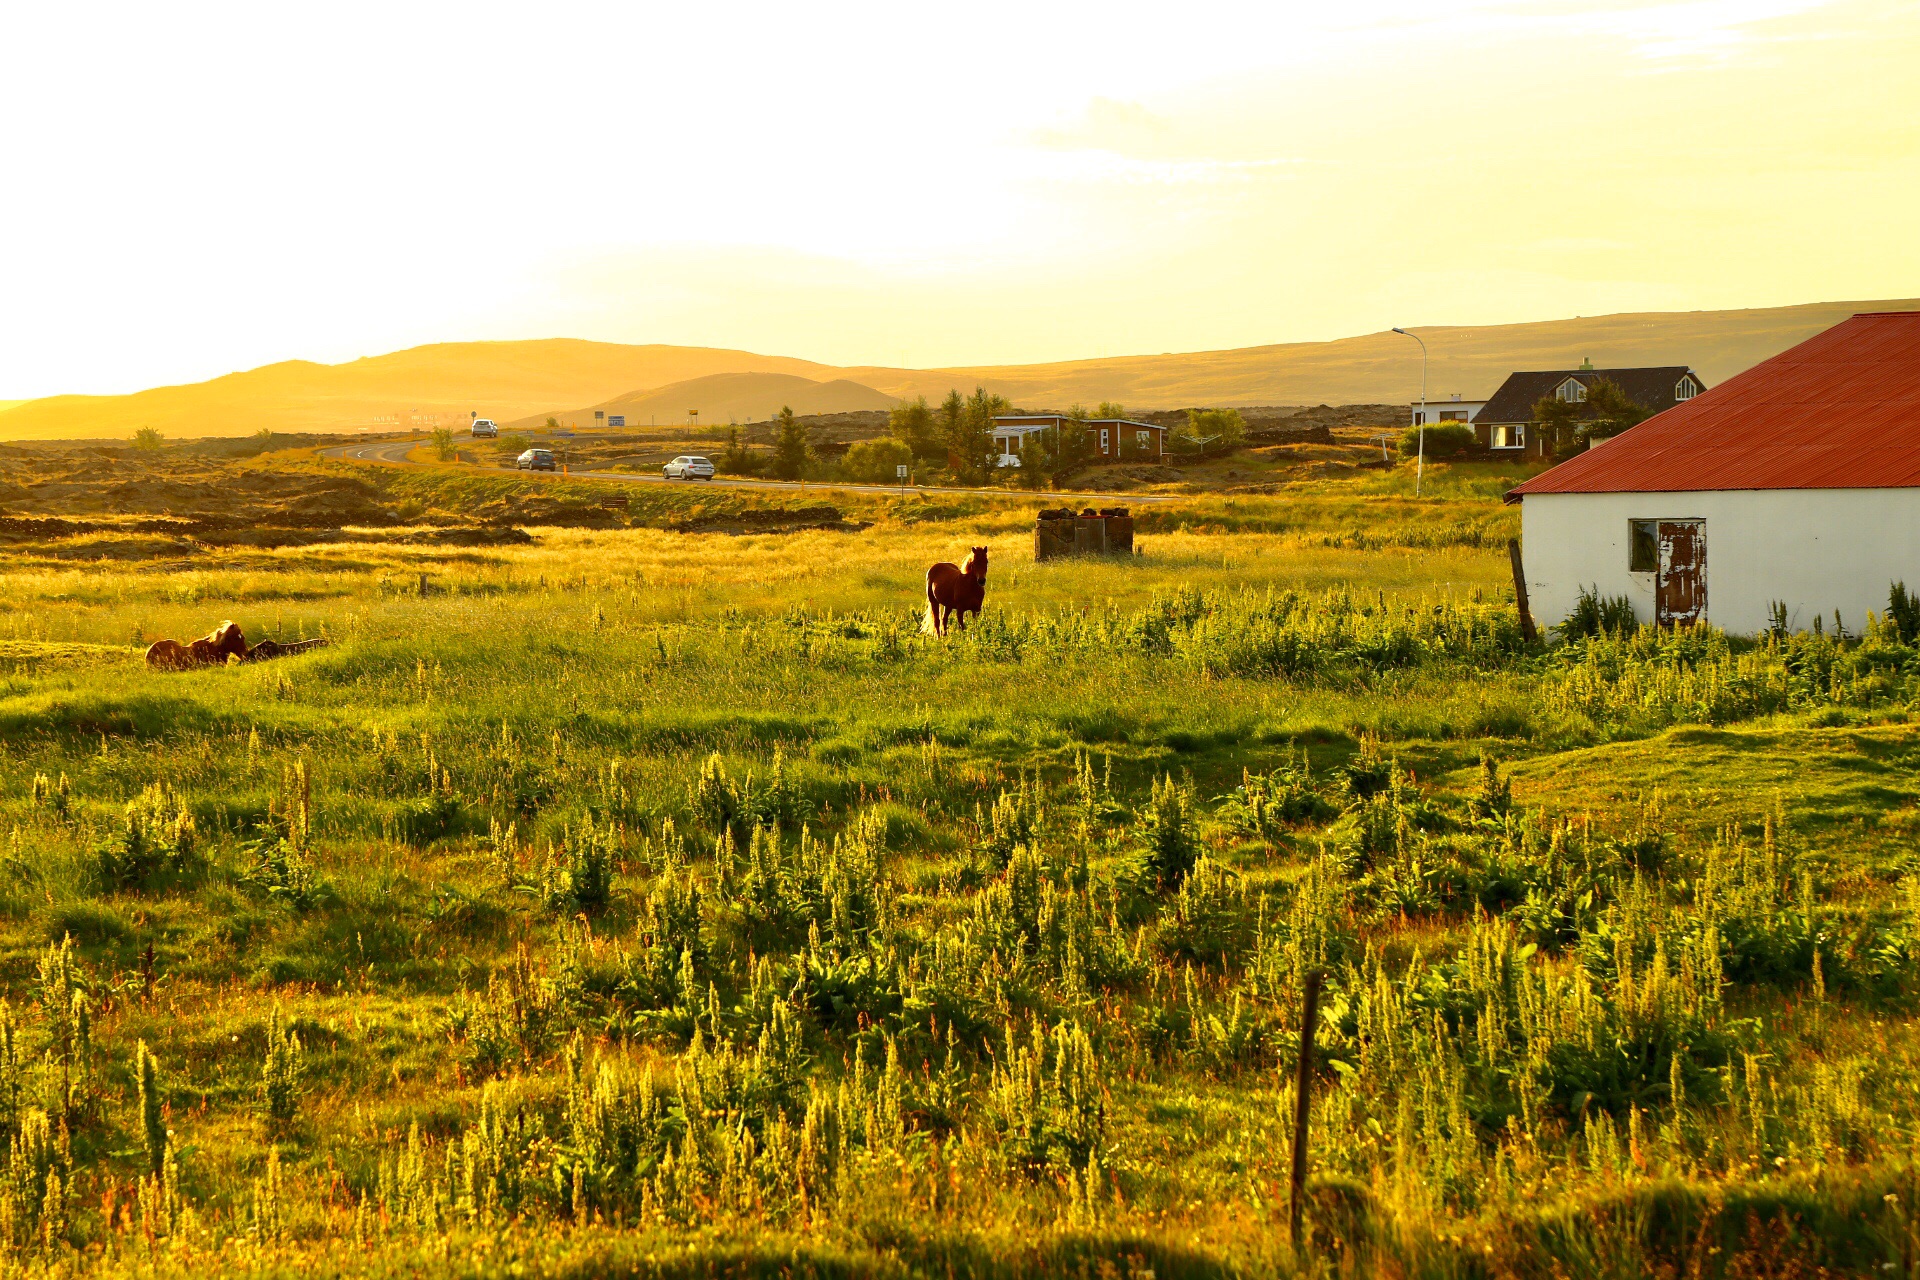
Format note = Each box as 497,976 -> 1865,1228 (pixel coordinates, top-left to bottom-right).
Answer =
663,455 -> 715,480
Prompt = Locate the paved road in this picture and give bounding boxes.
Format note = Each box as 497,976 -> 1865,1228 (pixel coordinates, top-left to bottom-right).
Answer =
319,438 -> 1174,504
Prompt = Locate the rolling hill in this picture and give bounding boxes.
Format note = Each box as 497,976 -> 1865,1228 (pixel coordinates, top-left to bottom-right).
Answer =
513,373 -> 896,432
843,299 -> 1920,411
2,299 -> 1914,441
0,340 -> 835,442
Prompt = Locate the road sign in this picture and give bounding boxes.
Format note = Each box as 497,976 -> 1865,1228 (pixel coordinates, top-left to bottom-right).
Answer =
896,465 -> 909,479
594,410 -> 605,421
607,415 -> 625,427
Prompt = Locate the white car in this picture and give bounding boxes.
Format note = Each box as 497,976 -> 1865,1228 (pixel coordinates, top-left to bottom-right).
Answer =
471,418 -> 499,438
663,455 -> 715,480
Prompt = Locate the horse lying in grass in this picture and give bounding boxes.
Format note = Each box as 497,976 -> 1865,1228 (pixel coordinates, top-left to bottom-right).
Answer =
145,621 -> 327,670
925,546 -> 988,636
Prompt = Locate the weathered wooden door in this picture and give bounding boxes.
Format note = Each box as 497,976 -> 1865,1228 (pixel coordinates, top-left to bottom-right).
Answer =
1656,520 -> 1706,627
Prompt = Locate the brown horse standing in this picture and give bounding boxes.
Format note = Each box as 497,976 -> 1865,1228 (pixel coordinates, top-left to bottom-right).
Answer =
925,546 -> 988,636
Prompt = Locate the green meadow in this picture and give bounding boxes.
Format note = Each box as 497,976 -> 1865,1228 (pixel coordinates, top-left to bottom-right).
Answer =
5,458 -> 1920,1277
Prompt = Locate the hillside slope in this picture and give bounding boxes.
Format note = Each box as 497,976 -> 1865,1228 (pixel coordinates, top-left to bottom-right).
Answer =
843,299 -> 1920,410
515,373 -> 895,431
4,299 -> 1914,440
0,340 -> 834,441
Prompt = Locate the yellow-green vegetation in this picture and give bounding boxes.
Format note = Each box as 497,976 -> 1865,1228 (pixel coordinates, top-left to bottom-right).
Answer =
7,464 -> 1920,1279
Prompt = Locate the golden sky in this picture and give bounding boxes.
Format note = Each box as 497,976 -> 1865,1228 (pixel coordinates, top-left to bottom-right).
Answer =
2,0 -> 1915,397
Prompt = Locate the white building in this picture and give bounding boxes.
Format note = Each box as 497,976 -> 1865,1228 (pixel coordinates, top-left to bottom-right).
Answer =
1507,311 -> 1920,635
1409,394 -> 1485,428
989,420 -> 1052,467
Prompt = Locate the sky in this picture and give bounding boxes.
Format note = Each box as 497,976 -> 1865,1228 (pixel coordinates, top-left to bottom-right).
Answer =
1,0 -> 1916,399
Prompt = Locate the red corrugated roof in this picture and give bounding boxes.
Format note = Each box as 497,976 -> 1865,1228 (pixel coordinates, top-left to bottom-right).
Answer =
1507,311 -> 1920,500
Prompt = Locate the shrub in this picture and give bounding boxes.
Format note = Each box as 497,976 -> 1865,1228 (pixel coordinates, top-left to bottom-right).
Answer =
1398,421 -> 1476,458
1216,753 -> 1334,837
244,834 -> 320,910
1183,408 -> 1246,445
843,437 -> 913,484
1558,586 -> 1639,640
541,819 -> 616,914
260,1007 -> 303,1130
1136,775 -> 1200,891
93,785 -> 198,892
984,1020 -> 1106,1176
1890,582 -> 1920,644
1159,856 -> 1255,963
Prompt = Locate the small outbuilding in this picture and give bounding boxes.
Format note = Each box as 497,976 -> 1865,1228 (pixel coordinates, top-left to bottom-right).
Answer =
1506,311 -> 1920,635
990,415 -> 1168,467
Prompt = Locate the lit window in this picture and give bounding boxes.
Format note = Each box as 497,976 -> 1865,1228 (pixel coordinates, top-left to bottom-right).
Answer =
1629,520 -> 1659,572
1675,377 -> 1697,400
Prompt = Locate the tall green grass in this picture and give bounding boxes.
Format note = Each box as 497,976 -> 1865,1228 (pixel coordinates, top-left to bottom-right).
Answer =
0,510 -> 1917,1278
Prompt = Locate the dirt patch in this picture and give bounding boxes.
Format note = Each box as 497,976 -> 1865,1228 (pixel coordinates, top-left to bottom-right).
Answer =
383,526 -> 534,546
672,505 -> 869,536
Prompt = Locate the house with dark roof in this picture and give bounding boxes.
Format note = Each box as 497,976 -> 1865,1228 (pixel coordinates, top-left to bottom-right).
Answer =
1476,361 -> 1706,458
1505,312 -> 1920,634
989,414 -> 1166,467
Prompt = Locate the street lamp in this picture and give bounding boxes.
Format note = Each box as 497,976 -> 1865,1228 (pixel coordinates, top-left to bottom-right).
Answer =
1392,327 -> 1429,497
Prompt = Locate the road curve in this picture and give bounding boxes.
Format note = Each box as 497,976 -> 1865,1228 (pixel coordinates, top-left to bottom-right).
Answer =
318,438 -> 1177,505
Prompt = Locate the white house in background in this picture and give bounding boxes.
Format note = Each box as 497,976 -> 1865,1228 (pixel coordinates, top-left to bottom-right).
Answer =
1506,311 -> 1920,635
989,418 -> 1055,468
1409,394 -> 1486,429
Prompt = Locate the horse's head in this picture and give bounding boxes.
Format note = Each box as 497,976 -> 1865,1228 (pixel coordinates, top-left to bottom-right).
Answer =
207,621 -> 248,658
964,546 -> 988,578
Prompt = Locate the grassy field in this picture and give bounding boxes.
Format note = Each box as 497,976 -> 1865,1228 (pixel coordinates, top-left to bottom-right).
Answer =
5,448 -> 1920,1277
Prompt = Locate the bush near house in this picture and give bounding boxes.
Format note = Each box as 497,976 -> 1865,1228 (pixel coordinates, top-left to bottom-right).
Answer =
1397,421 -> 1476,458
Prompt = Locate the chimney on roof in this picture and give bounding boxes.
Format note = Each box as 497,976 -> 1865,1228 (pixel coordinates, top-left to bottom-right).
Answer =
1579,357 -> 1594,370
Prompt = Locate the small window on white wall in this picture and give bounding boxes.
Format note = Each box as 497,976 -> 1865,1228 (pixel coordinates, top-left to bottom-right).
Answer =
1629,519 -> 1659,572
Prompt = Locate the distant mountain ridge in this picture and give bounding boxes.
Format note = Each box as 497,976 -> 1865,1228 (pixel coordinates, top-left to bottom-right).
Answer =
515,373 -> 896,432
1,299 -> 1914,441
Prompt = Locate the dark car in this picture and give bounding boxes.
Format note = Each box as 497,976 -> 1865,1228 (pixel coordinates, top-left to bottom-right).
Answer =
517,448 -> 556,472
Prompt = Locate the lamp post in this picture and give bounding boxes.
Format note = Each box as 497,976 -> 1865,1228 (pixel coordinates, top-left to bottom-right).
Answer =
1392,327 -> 1428,497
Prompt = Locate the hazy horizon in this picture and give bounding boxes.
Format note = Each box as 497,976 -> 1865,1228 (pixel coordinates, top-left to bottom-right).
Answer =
3,0 -> 1916,401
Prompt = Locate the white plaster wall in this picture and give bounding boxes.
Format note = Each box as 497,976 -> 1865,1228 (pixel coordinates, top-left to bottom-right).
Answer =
1520,488 -> 1920,636
1409,401 -> 1485,427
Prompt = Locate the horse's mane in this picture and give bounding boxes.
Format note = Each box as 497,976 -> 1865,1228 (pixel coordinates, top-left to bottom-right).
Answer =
961,547 -> 986,576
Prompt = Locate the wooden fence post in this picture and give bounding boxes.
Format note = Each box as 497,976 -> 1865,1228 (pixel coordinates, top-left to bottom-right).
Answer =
1507,539 -> 1538,643
1290,969 -> 1324,1252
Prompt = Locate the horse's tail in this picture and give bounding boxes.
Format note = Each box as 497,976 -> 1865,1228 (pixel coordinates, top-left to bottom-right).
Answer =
923,580 -> 939,635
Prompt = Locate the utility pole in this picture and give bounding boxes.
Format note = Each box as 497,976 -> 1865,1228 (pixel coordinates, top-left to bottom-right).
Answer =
1392,327 -> 1429,497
